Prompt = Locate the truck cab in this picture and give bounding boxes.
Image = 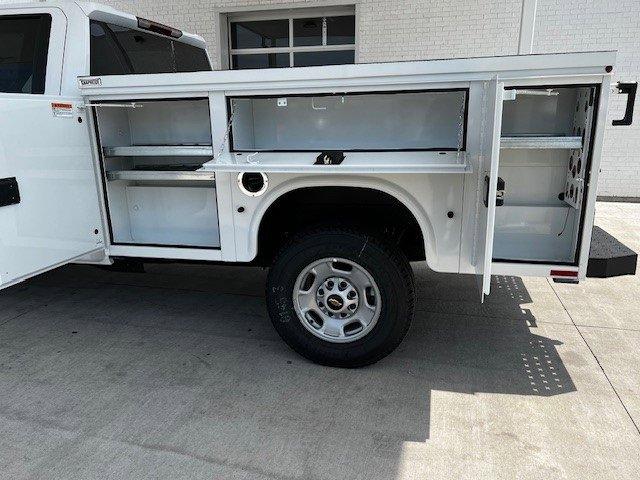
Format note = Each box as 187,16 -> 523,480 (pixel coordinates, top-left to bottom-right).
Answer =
0,0 -> 211,288
0,1 -> 636,367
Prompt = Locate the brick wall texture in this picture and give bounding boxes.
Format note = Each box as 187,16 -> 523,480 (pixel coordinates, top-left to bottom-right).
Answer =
5,0 -> 640,196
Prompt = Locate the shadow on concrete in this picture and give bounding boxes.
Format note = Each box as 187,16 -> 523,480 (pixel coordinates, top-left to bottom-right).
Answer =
0,264 -> 576,479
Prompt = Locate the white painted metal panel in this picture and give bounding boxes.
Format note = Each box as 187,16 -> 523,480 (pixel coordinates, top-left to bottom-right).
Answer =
474,79 -> 504,301
230,91 -> 466,151
577,80 -> 611,280
124,186 -> 220,247
0,96 -> 104,288
78,52 -> 616,98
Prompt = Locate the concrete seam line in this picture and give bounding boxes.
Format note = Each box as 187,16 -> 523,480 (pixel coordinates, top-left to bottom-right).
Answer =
547,278 -> 640,436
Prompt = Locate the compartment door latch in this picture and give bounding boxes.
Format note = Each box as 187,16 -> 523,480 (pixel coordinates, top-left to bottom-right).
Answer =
315,151 -> 345,165
0,177 -> 20,208
484,175 -> 505,207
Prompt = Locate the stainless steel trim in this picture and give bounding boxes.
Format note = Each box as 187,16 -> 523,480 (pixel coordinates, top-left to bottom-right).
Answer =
106,170 -> 216,182
103,146 -> 214,157
500,136 -> 582,149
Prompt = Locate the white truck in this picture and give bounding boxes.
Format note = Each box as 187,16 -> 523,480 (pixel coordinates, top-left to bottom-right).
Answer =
0,1 -> 637,367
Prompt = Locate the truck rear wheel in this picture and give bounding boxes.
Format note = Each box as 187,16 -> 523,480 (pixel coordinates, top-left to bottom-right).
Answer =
266,228 -> 415,367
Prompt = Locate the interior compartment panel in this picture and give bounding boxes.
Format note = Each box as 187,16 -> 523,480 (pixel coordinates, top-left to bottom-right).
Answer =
493,206 -> 577,263
97,99 -> 212,147
123,185 -> 219,247
493,85 -> 597,264
93,98 -> 220,249
229,90 -> 468,151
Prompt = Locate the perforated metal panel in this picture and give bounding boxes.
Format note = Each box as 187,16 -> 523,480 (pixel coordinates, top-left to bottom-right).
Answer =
564,88 -> 595,209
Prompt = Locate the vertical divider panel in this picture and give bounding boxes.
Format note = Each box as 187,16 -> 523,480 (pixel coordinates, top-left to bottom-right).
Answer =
578,80 -> 610,278
210,91 -> 237,261
474,78 -> 504,301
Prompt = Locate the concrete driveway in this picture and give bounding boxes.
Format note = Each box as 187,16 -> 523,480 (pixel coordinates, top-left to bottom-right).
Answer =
0,202 -> 638,480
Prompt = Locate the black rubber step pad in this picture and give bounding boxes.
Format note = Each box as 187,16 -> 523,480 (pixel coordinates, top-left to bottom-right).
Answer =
587,226 -> 637,278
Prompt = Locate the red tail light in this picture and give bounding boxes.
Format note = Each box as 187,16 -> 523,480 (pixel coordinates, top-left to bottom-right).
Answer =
137,17 -> 183,39
550,270 -> 578,278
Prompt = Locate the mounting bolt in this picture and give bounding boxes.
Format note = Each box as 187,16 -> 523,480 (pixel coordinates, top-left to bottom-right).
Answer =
447,211 -> 455,219
237,206 -> 245,213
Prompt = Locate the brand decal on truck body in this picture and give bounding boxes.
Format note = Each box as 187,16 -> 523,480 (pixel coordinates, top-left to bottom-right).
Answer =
78,77 -> 102,87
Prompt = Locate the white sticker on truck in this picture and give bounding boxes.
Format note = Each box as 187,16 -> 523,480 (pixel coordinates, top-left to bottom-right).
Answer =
78,77 -> 102,87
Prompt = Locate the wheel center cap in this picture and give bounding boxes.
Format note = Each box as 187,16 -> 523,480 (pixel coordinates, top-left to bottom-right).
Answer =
315,276 -> 359,319
326,294 -> 344,311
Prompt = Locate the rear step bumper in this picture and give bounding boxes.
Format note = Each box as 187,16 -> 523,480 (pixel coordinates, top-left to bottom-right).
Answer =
587,226 -> 638,278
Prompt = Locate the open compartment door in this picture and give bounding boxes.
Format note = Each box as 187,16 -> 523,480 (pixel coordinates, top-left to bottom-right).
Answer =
474,79 -> 504,301
0,96 -> 104,289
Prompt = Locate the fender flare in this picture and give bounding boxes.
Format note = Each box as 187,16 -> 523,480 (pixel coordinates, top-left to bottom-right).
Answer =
246,175 -> 438,269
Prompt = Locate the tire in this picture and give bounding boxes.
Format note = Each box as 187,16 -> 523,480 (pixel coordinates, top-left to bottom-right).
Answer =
266,228 -> 415,367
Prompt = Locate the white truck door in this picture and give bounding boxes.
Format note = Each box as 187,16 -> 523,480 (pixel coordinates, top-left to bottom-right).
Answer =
0,96 -> 104,289
474,78 -> 504,301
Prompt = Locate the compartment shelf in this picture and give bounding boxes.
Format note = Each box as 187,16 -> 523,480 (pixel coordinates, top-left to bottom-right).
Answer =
500,136 -> 582,150
106,170 -> 216,182
201,152 -> 472,174
103,145 -> 214,157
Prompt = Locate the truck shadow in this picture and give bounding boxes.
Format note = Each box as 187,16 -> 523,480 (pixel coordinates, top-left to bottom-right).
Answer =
0,264 -> 576,479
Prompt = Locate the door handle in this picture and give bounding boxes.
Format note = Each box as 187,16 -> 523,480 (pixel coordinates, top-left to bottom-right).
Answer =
612,82 -> 637,126
484,175 -> 505,207
0,177 -> 20,208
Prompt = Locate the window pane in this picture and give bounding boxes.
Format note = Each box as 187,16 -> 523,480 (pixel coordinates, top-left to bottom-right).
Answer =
174,42 -> 212,72
231,20 -> 289,49
109,24 -> 175,73
232,53 -> 290,70
293,17 -> 322,46
90,21 -> 212,75
327,16 -> 355,45
294,50 -> 354,67
0,14 -> 51,94
90,21 -> 131,75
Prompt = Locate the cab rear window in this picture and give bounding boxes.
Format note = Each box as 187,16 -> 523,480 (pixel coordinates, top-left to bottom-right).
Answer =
90,20 -> 211,75
0,14 -> 51,94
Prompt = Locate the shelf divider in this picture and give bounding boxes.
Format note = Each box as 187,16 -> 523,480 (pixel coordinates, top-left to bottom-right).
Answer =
103,145 -> 214,157
500,136 -> 582,150
106,170 -> 216,182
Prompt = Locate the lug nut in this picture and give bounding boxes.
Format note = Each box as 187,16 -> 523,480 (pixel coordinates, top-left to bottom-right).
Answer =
347,291 -> 356,299
339,281 -> 348,290
326,281 -> 334,289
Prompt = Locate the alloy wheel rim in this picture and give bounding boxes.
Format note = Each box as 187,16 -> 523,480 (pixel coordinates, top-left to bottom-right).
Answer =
293,258 -> 381,343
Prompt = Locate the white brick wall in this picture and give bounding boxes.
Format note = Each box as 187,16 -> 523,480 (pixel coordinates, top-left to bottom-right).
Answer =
534,0 -> 640,197
2,0 -> 639,196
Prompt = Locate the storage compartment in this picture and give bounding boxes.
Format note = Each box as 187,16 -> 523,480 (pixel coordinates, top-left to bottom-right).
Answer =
108,183 -> 219,247
493,86 -> 597,263
229,89 -> 468,151
94,98 -> 220,248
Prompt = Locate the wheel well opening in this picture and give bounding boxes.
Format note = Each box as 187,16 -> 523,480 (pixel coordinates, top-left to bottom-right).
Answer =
257,186 -> 426,265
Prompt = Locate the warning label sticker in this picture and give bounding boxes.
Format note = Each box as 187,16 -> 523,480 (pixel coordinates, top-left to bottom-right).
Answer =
51,102 -> 74,117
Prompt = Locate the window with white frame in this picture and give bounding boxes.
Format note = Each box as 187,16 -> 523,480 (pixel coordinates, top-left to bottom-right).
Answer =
227,7 -> 356,69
